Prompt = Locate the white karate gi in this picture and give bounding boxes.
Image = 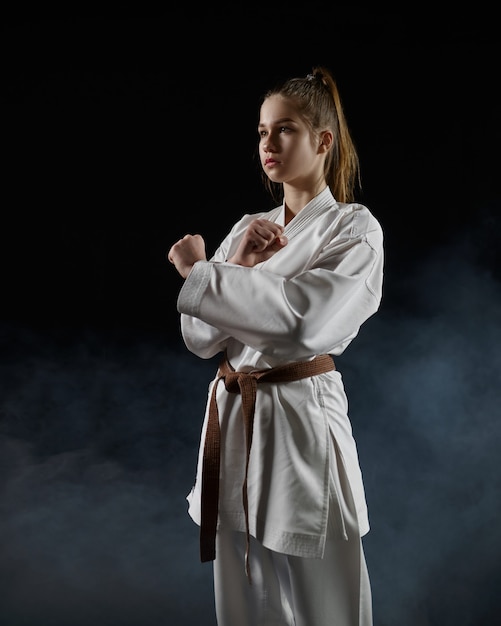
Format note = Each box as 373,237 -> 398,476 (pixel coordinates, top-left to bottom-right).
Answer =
177,187 -> 384,625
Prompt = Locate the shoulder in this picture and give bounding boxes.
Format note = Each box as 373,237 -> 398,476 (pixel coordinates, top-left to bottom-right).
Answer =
334,201 -> 383,239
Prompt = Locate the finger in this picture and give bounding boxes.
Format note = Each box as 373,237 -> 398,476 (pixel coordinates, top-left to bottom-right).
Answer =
253,228 -> 279,247
270,235 -> 288,250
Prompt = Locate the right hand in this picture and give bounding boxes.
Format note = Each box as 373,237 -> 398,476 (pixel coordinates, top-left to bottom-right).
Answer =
228,219 -> 288,267
167,234 -> 207,279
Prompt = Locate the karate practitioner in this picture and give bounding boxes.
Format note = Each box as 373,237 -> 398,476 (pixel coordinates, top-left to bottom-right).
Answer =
167,65 -> 384,626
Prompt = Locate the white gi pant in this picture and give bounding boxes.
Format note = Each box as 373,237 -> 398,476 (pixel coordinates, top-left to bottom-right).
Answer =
213,482 -> 373,625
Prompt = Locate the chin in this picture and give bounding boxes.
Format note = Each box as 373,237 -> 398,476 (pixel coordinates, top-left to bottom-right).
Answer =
266,172 -> 286,184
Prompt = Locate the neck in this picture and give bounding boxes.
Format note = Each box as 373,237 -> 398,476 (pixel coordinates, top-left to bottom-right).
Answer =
283,184 -> 327,222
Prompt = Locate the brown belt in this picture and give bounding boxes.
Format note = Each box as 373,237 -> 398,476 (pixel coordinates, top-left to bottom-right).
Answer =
199,352 -> 335,582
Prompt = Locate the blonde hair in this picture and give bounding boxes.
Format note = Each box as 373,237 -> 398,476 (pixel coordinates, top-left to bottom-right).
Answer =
260,66 -> 361,204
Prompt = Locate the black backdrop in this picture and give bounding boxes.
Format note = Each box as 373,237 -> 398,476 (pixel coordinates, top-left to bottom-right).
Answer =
2,11 -> 500,626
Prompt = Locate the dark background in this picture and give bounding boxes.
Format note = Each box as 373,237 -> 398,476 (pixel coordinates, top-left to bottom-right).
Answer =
1,10 -> 500,626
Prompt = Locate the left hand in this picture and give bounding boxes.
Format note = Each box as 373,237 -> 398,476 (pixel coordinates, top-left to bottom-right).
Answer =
228,219 -> 288,267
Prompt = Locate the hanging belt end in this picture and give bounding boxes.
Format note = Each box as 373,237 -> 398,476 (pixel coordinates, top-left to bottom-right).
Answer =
200,537 -> 216,563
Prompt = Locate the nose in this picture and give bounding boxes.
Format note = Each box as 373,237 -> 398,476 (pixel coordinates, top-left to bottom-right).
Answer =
262,136 -> 276,152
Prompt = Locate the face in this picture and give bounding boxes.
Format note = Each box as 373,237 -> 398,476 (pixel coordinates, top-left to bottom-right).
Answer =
258,95 -> 324,188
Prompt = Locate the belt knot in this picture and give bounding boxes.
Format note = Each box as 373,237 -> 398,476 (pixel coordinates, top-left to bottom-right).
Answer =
223,371 -> 254,394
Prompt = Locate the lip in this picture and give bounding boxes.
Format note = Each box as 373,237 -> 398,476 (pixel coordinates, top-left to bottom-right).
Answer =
265,158 -> 279,165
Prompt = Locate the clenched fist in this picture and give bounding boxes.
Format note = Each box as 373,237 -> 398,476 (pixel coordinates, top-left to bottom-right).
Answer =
228,219 -> 288,267
167,234 -> 207,279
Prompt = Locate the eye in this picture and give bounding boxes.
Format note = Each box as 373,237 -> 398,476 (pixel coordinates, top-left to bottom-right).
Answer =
258,130 -> 268,138
279,126 -> 291,133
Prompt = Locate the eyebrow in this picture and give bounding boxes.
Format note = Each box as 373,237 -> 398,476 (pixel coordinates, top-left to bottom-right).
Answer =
258,117 -> 296,128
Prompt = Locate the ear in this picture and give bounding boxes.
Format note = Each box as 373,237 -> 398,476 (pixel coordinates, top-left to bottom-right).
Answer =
318,130 -> 333,153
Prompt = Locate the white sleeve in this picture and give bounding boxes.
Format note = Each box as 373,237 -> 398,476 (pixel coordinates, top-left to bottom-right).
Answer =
176,225 -> 384,360
179,312 -> 230,359
176,221 -> 240,359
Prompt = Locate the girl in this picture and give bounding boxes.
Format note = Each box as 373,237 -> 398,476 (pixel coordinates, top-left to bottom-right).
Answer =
168,66 -> 383,626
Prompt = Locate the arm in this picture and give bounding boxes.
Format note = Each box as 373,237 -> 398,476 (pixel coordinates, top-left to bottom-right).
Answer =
176,226 -> 384,360
167,217 -> 287,359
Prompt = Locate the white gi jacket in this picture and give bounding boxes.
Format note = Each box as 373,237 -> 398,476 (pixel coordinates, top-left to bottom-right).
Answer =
177,187 -> 384,559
